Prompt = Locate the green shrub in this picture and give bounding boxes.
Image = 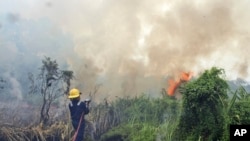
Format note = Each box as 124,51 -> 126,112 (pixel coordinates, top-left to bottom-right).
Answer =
229,101 -> 250,124
174,67 -> 229,141
100,123 -> 158,141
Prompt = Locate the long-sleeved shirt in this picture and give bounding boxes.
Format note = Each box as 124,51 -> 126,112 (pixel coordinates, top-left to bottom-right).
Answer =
69,100 -> 89,126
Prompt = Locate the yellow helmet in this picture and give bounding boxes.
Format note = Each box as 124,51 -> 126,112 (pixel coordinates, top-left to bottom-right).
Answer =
68,88 -> 81,99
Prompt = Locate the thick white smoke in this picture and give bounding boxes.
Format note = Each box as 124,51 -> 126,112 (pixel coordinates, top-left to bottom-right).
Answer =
0,0 -> 250,101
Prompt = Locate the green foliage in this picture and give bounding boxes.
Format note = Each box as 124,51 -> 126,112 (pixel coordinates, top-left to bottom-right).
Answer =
113,95 -> 180,125
158,117 -> 179,141
99,95 -> 180,140
229,86 -> 250,125
99,124 -> 130,141
100,123 -> 158,141
229,101 -> 250,124
130,123 -> 158,141
174,67 -> 229,141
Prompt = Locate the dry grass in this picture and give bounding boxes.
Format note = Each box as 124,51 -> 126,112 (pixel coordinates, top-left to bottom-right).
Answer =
0,121 -> 73,141
0,98 -> 126,141
88,102 -> 122,139
0,105 -> 112,141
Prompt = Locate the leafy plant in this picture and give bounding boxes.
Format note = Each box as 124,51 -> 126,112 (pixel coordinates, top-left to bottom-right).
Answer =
174,67 -> 229,141
228,86 -> 250,125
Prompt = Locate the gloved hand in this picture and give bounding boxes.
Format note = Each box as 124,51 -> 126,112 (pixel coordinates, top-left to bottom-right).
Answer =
84,99 -> 91,107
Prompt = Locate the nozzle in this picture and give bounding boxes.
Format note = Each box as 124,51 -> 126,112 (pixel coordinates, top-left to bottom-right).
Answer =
84,98 -> 91,102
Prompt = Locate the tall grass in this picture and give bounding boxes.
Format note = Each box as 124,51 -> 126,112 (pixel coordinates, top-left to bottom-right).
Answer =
99,95 -> 181,141
158,117 -> 179,141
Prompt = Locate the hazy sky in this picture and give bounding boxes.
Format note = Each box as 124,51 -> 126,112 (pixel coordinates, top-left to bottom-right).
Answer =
1,0 -> 250,100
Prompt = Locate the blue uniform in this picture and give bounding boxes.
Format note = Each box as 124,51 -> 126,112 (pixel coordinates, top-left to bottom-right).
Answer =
69,100 -> 89,141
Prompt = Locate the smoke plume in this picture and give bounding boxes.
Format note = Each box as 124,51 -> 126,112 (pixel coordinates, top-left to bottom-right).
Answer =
1,0 -> 250,101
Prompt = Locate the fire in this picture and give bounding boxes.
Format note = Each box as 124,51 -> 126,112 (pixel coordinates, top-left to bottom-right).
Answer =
167,79 -> 181,96
167,72 -> 193,96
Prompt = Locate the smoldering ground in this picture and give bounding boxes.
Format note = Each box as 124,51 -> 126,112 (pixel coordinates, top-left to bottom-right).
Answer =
0,0 -> 250,102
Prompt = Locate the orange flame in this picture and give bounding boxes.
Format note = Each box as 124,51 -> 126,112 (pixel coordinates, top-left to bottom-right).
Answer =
167,72 -> 193,96
167,79 -> 181,96
180,72 -> 193,82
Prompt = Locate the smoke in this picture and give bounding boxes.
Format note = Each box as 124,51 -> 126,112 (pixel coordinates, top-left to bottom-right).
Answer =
9,74 -> 22,100
0,14 -> 74,102
68,0 -> 250,100
1,0 -> 250,101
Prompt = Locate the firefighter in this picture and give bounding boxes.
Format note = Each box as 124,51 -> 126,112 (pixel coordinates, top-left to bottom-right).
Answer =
68,88 -> 90,141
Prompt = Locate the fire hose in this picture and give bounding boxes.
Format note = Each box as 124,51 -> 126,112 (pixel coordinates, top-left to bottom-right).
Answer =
72,112 -> 84,141
72,99 -> 90,141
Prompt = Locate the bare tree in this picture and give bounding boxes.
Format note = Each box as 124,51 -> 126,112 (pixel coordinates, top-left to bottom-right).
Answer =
29,57 -> 73,125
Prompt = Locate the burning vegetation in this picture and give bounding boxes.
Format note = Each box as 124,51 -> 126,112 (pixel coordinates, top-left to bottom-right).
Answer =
1,67 -> 250,141
167,72 -> 193,96
1,0 -> 250,140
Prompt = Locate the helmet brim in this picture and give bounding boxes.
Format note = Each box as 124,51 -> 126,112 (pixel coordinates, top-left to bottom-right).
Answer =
68,95 -> 80,99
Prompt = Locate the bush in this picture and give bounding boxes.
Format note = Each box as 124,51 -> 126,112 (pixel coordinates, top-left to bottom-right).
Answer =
100,123 -> 157,141
174,67 -> 229,141
229,101 -> 250,124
